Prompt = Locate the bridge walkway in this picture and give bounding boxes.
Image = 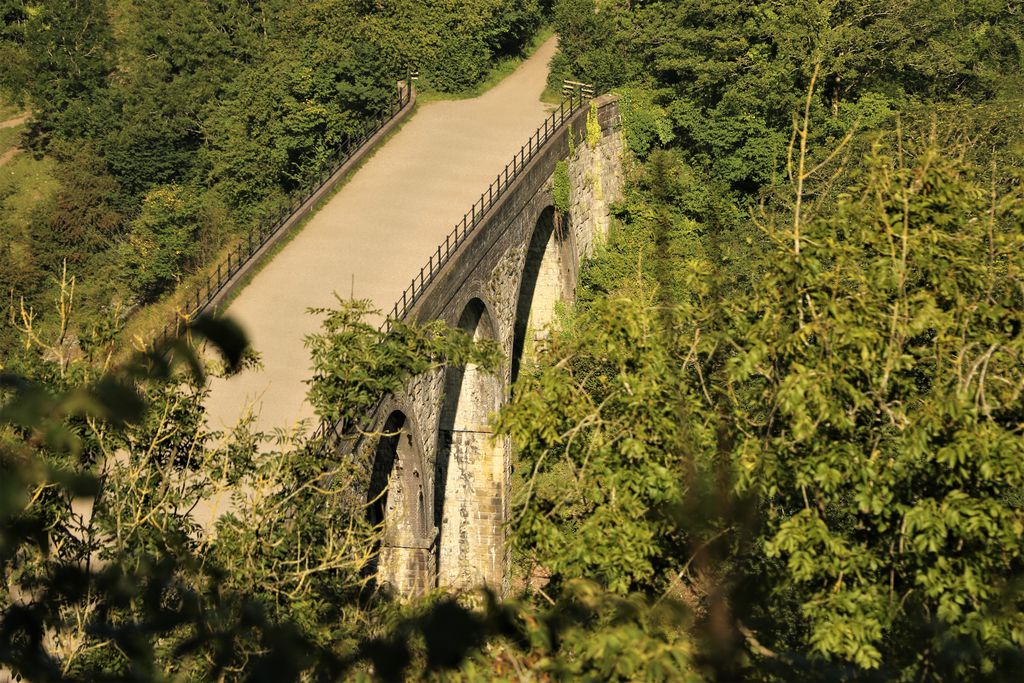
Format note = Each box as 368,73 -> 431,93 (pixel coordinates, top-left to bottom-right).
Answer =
204,38 -> 559,436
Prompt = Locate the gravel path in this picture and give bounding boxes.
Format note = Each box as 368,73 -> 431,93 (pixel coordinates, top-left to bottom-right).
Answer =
205,38 -> 558,436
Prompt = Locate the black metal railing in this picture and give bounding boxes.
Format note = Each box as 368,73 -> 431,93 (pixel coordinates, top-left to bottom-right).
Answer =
153,80 -> 415,349
307,87 -> 594,450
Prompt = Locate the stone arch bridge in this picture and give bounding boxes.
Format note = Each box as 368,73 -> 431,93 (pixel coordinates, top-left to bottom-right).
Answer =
325,93 -> 624,595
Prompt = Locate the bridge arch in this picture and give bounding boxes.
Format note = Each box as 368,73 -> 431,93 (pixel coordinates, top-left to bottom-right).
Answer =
369,409 -> 433,594
435,298 -> 506,588
511,205 -> 576,383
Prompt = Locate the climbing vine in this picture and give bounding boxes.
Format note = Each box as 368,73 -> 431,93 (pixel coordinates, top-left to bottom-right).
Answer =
553,160 -> 571,215
586,101 -> 601,149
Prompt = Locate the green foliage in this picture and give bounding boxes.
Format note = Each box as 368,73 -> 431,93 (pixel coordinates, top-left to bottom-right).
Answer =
725,143 -> 1024,671
365,0 -> 545,94
0,148 -> 59,339
0,0 -> 113,137
504,128 -> 1024,677
553,0 -> 1024,193
120,184 -> 206,302
552,0 -> 636,93
6,0 -> 1024,679
0,306 -> 384,680
305,298 -> 502,428
585,100 -> 600,149
27,142 -> 124,272
580,147 -> 719,310
4,297 -> 695,681
617,86 -> 675,159
533,588 -> 700,681
500,290 -> 703,594
505,6 -> 1024,673
453,581 -> 702,681
552,159 -> 570,214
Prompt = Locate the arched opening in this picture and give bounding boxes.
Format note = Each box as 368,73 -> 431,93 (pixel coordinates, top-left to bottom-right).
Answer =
435,299 -> 505,588
511,206 -> 574,384
368,410 -> 433,594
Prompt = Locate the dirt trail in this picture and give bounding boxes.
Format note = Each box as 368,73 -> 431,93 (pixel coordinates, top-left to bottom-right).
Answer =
0,114 -> 28,129
205,38 -> 558,436
1,114 -> 27,167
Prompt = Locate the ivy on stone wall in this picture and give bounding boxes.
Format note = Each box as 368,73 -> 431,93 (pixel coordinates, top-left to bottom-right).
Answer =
586,101 -> 600,149
552,159 -> 571,215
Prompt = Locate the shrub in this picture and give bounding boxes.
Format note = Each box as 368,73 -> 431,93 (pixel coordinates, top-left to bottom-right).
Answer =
120,184 -> 205,303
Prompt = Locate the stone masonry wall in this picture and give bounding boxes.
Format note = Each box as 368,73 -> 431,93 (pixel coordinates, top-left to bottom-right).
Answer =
567,104 -> 625,263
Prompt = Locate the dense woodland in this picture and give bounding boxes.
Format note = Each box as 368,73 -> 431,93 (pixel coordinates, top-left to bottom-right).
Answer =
3,0 -> 1024,681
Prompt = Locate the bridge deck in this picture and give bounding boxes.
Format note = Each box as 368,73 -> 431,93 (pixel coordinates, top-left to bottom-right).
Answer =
204,38 -> 559,436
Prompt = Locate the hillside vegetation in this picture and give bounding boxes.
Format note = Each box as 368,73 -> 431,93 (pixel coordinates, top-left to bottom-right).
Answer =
2,0 -> 1024,681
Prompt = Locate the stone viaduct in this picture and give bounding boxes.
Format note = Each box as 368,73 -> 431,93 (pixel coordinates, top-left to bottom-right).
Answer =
324,93 -> 625,596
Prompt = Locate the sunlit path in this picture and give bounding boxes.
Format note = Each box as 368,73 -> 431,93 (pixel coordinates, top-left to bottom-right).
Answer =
205,38 -> 558,436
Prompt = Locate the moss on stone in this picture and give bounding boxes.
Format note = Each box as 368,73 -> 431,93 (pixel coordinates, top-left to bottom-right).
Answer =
553,159 -> 571,215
